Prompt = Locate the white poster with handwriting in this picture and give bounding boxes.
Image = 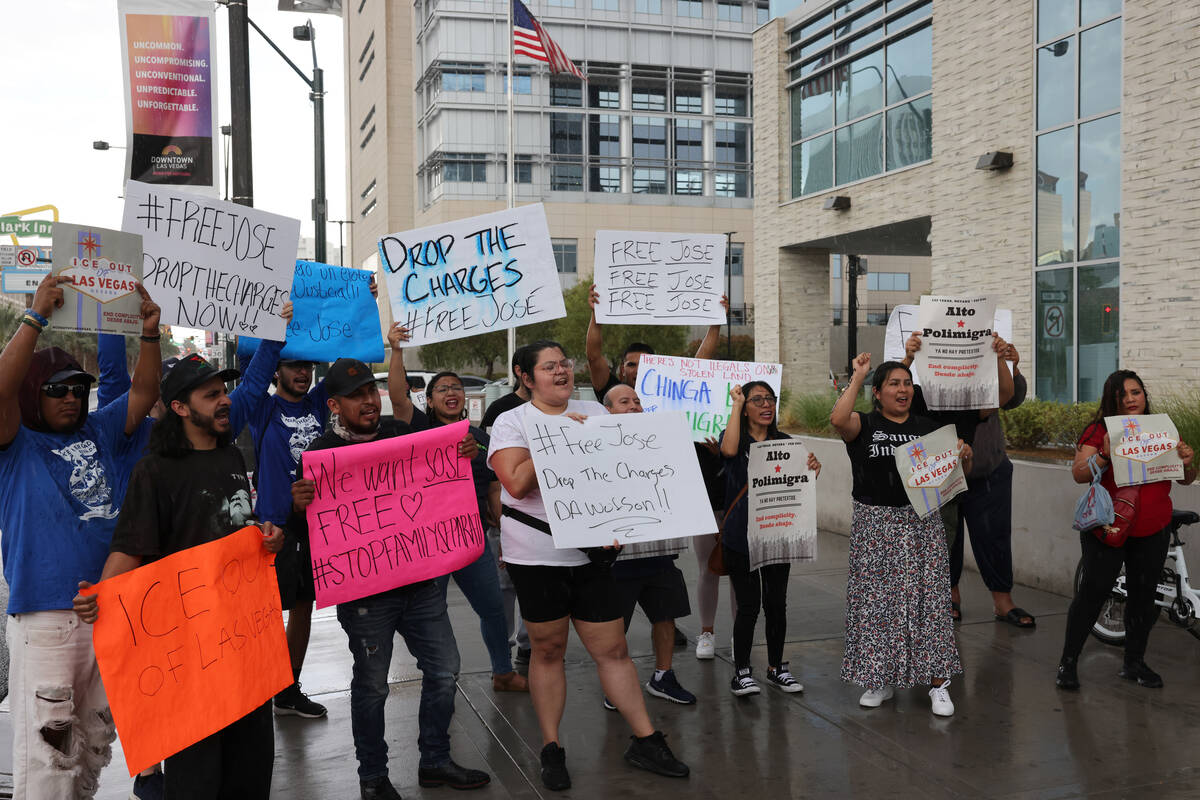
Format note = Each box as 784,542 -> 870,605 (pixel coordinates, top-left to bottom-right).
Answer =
523,411 -> 717,549
1104,414 -> 1184,487
122,181 -> 299,340
635,354 -> 782,441
378,204 -> 565,347
592,231 -> 727,325
747,439 -> 817,570
892,424 -> 967,517
912,296 -> 998,410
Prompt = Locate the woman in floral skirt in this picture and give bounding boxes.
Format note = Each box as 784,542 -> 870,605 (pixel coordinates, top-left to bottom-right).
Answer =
830,353 -> 970,716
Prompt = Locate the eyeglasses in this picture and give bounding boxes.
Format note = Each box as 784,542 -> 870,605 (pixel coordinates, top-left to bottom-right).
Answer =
537,358 -> 575,374
746,395 -> 776,407
430,384 -> 465,394
43,383 -> 88,399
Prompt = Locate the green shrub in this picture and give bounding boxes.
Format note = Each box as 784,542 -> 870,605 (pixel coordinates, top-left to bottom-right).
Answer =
1158,391 -> 1200,455
999,400 -> 1097,450
781,388 -> 871,434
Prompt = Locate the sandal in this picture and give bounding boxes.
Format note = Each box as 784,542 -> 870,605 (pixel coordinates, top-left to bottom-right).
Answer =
950,601 -> 961,622
995,607 -> 1036,628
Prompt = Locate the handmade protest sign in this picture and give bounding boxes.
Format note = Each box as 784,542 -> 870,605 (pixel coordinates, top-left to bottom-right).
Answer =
238,261 -> 384,362
523,411 -> 717,548
911,296 -> 998,410
303,420 -> 483,608
50,223 -> 145,336
378,204 -> 565,346
635,355 -> 783,442
122,180 -> 300,339
592,231 -> 727,325
1104,414 -> 1185,487
884,305 -> 1013,384
747,439 -> 817,570
892,424 -> 967,517
85,526 -> 292,776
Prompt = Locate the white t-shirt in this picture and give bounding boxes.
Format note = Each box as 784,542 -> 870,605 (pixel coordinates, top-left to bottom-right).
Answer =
486,398 -> 608,567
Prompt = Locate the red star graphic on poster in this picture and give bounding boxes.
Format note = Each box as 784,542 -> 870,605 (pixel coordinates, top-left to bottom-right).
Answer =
956,320 -> 965,328
775,465 -> 782,473
78,231 -> 101,258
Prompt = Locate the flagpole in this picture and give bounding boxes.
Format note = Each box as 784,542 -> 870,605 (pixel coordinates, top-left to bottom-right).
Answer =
505,0 -> 517,387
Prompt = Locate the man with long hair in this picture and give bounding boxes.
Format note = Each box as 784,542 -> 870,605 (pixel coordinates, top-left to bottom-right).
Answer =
75,353 -> 286,798
0,273 -> 161,799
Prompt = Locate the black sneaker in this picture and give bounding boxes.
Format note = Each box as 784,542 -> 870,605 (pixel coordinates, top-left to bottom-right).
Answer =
646,670 -> 696,704
540,742 -> 570,791
765,663 -> 804,693
360,775 -> 402,800
1055,657 -> 1080,690
623,731 -> 689,778
274,682 -> 328,718
131,770 -> 165,800
418,760 -> 491,790
730,666 -> 760,696
1118,658 -> 1163,688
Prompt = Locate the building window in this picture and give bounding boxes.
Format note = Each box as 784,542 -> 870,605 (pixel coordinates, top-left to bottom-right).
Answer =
756,2 -> 769,24
729,242 -> 744,276
632,80 -> 668,111
675,118 -> 703,163
865,271 -> 909,291
716,87 -> 748,116
632,116 -> 667,159
677,0 -> 703,17
552,240 -> 578,273
551,164 -> 583,190
718,1 -> 742,21
787,3 -> 932,197
589,114 -> 621,157
589,82 -> 620,109
504,71 -> 533,94
442,153 -> 487,182
674,170 -> 703,195
593,0 -> 619,9
551,113 -> 583,155
674,84 -> 702,113
360,125 -> 376,149
637,0 -> 662,12
360,178 -> 377,200
633,167 -> 668,194
551,81 -> 583,106
590,165 -> 622,192
442,65 -> 486,92
503,156 -> 534,184
548,0 -> 575,6
361,198 -> 377,218
1034,0 -> 1121,402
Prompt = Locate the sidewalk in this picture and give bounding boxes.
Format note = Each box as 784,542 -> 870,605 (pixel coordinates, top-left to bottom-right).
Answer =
19,529 -> 1200,798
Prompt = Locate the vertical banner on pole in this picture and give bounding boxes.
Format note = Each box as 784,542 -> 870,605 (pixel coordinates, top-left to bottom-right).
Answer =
119,0 -> 220,194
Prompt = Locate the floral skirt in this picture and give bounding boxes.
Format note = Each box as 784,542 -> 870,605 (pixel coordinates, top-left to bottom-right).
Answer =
841,500 -> 962,689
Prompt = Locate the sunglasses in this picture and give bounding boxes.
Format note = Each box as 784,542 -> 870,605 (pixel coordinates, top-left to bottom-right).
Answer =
43,383 -> 88,399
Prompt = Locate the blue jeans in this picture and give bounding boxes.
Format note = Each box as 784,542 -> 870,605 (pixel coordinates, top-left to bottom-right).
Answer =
437,537 -> 514,675
336,581 -> 461,779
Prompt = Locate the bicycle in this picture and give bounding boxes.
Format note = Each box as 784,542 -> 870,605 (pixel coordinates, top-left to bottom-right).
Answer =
1073,509 -> 1200,645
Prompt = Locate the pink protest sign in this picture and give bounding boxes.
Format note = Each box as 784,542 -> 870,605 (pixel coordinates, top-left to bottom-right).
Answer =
303,420 -> 484,608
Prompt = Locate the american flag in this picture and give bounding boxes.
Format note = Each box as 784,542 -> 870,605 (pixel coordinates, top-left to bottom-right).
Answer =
513,0 -> 584,80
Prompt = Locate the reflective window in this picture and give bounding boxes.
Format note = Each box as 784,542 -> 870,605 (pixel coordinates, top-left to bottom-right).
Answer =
1081,0 -> 1120,24
835,113 -> 882,184
632,117 -> 667,159
632,83 -> 668,111
1037,38 -> 1074,130
551,81 -> 583,106
675,169 -> 704,195
1078,114 -> 1121,260
633,167 -> 668,193
730,243 -> 744,276
442,70 -> 485,92
636,0 -> 662,11
1077,262 -> 1119,401
590,82 -> 620,108
589,114 -> 621,157
716,88 -> 749,116
757,4 -> 769,24
833,4 -> 882,38
593,0 -> 619,8
1034,268 -> 1074,403
504,73 -> 532,94
1080,19 -> 1121,117
442,154 -> 486,182
675,85 -> 702,113
799,74 -> 834,137
1038,0 -> 1074,41
886,1 -> 929,32
552,240 -> 578,273
886,94 -> 931,169
793,134 -> 833,197
800,31 -> 834,60
885,24 -> 931,103
716,121 -> 750,165
677,0 -> 703,17
835,49 -> 883,123
550,114 -> 583,154
1036,128 -> 1075,265
590,166 -> 621,192
675,119 -> 704,163
551,164 -> 583,190
718,1 -> 742,21
715,171 -> 748,197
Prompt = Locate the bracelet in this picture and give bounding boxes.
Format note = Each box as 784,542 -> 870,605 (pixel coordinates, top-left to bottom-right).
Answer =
140,334 -> 162,343
20,317 -> 43,334
24,308 -> 48,327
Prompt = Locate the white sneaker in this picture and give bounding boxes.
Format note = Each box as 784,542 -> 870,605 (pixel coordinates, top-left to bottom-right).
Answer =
695,632 -> 715,660
859,686 -> 895,708
929,681 -> 954,717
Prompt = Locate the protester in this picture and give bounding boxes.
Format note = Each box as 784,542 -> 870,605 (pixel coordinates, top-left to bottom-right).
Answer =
1057,370 -> 1196,691
289,358 -> 488,800
902,333 -> 1028,625
601,384 -> 695,705
830,353 -> 968,716
425,370 -> 528,693
719,381 -> 820,696
481,349 -> 530,433
488,341 -> 689,791
74,353 -> 283,799
0,275 -> 161,799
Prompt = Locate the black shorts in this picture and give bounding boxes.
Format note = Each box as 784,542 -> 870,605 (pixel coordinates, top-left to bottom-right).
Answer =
275,532 -> 315,609
611,563 -> 691,625
506,562 -> 625,624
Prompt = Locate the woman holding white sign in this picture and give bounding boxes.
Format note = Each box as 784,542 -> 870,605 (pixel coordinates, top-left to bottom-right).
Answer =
1058,370 -> 1195,691
830,354 -> 968,717
719,380 -> 821,697
487,341 -> 689,791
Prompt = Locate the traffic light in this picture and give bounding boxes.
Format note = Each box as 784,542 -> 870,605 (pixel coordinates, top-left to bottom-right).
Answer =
1101,304 -> 1114,334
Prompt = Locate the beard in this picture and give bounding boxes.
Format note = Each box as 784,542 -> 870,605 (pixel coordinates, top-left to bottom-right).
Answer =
342,411 -> 380,436
189,406 -> 233,446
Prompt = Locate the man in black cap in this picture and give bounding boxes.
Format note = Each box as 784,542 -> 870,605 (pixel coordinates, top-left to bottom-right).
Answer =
289,358 -> 489,800
75,352 -> 286,799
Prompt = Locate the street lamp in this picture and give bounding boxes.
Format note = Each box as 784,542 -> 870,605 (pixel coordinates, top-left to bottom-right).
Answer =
329,219 -> 355,266
91,141 -> 126,150
247,17 -> 327,263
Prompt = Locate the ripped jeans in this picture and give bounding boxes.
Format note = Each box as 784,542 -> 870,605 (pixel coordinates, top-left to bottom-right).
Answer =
8,610 -> 114,800
336,581 -> 461,781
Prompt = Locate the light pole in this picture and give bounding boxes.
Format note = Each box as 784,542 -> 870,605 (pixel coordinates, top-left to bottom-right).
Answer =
329,219 -> 354,266
91,141 -> 126,151
247,17 -> 327,263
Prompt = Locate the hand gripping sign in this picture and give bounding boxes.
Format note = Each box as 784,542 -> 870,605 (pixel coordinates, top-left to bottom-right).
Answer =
1104,414 -> 1185,487
84,527 -> 292,776
892,424 -> 967,517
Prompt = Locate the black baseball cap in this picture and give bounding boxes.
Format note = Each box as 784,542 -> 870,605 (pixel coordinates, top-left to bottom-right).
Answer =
325,358 -> 378,398
278,358 -> 316,368
47,367 -> 95,385
161,353 -> 239,405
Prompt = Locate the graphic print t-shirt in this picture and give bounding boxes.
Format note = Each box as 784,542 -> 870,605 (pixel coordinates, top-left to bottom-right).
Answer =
0,395 -> 151,614
250,387 -> 329,525
111,446 -> 257,560
844,410 -> 941,507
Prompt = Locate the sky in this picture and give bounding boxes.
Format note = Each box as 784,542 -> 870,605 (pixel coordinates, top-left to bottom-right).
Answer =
0,0 -> 347,244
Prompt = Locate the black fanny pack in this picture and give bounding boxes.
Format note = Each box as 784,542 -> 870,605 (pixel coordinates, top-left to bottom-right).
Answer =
501,504 -> 619,567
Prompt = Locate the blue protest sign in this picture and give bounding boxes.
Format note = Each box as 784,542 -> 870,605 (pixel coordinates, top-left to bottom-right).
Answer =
239,261 -> 385,362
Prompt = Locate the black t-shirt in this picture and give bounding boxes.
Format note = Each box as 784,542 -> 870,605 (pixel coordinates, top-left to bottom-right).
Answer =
720,427 -> 792,554
911,385 -> 986,447
592,374 -> 621,403
845,410 -> 941,507
481,391 -> 526,432
110,446 -> 256,561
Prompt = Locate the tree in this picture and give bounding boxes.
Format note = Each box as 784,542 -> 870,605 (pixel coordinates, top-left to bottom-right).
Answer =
687,333 -> 756,362
417,330 -> 508,379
